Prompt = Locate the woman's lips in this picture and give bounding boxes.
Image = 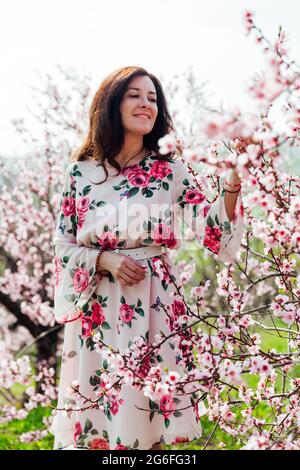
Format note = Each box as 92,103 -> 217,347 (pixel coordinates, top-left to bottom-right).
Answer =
134,114 -> 150,120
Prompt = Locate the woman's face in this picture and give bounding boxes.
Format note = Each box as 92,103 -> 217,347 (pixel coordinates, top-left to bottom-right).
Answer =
119,75 -> 158,137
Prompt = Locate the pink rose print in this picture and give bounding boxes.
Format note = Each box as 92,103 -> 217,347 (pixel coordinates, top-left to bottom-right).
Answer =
114,444 -> 129,450
152,223 -> 171,244
73,267 -> 90,293
171,436 -> 190,445
74,421 -> 83,444
76,196 -> 90,229
54,256 -> 62,287
171,299 -> 186,318
92,303 -> 105,326
110,400 -> 120,416
165,232 -> 177,249
185,189 -> 206,204
150,160 -> 172,179
127,167 -> 150,187
62,196 -> 76,217
119,304 -> 135,323
160,394 -> 176,419
203,225 -> 222,254
152,223 -> 177,249
151,257 -> 170,283
97,231 -> 118,250
82,316 -> 93,338
203,204 -> 211,217
137,354 -> 151,379
88,438 -> 110,450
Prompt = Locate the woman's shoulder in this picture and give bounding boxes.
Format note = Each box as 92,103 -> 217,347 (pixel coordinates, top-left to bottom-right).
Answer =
67,158 -> 102,176
150,151 -> 181,166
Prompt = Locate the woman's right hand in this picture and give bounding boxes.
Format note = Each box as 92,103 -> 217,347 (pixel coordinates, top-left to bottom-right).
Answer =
96,251 -> 147,287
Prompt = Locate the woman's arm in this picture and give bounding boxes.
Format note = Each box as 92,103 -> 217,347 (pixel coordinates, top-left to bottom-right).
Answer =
223,168 -> 241,222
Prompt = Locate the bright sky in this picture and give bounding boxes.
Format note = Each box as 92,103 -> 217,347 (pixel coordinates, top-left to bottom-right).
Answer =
0,0 -> 299,158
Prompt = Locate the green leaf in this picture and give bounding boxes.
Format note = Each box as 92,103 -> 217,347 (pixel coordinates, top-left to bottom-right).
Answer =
133,439 -> 139,449
206,215 -> 214,227
90,376 -> 101,386
135,308 -> 144,317
84,419 -> 93,434
164,418 -> 170,428
127,187 -> 140,198
162,182 -> 169,191
82,185 -> 92,196
149,399 -> 159,410
223,220 -> 232,234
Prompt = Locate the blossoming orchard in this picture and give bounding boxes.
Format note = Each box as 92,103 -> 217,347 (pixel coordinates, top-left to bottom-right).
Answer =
0,11 -> 300,450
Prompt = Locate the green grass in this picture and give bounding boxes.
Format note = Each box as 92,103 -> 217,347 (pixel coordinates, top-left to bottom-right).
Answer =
0,406 -> 54,450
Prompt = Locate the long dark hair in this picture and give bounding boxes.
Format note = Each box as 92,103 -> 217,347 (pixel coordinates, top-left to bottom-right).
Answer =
71,66 -> 181,184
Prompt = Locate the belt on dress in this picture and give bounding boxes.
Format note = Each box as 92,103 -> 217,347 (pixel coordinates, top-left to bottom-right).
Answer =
109,245 -> 165,261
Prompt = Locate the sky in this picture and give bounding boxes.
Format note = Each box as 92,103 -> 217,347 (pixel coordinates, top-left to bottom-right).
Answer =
0,0 -> 299,158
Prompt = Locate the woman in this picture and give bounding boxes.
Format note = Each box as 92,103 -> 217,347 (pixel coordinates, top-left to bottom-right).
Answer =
50,66 -> 244,450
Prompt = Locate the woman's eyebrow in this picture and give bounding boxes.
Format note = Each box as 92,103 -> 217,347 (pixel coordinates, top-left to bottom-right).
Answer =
127,87 -> 157,95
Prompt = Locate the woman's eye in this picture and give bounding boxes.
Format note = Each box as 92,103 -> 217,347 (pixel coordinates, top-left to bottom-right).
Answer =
129,95 -> 157,103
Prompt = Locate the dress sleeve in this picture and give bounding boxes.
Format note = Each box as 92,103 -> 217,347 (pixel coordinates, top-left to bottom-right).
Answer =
53,163 -> 103,325
172,159 -> 244,263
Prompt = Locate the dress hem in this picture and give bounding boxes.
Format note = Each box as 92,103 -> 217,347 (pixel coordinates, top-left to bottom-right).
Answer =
56,429 -> 202,450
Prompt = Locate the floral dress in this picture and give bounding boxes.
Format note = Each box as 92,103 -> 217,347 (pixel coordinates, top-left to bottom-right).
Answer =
50,151 -> 244,450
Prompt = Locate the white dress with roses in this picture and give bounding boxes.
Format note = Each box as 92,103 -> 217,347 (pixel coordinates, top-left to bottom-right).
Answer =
50,151 -> 244,450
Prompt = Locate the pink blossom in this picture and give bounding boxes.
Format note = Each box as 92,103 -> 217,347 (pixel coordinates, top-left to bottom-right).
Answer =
73,267 -> 90,293
91,303 -> 105,326
185,189 -> 206,204
88,438 -> 110,450
82,316 -> 93,338
159,394 -> 175,419
150,160 -> 172,179
62,196 -> 76,217
127,167 -> 150,187
119,304 -> 134,323
171,299 -> 186,317
73,421 -> 83,444
97,231 -> 118,250
203,225 -> 222,254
